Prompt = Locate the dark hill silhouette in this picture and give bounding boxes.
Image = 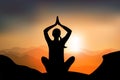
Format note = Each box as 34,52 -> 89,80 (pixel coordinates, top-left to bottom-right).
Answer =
1,51 -> 120,80
0,47 -> 116,74
90,51 -> 120,80
0,55 -> 88,80
0,48 -> 46,72
0,55 -> 43,80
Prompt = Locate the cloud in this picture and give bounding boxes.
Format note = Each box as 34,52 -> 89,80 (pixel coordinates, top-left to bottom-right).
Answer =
0,0 -> 42,33
0,0 -> 41,15
0,0 -> 120,33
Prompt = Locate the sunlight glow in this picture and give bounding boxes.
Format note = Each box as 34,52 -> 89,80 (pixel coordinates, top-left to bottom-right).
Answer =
67,35 -> 83,53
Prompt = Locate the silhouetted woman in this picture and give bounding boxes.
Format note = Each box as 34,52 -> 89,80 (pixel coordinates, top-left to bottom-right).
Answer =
42,16 -> 75,73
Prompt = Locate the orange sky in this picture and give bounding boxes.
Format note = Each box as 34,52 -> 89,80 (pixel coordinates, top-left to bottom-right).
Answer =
0,12 -> 120,51
0,1 -> 120,75
0,11 -> 120,74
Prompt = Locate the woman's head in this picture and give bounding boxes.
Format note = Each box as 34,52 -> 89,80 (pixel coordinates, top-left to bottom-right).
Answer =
52,28 -> 61,38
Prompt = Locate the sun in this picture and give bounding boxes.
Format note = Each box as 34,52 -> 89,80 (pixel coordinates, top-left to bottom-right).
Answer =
66,35 -> 83,53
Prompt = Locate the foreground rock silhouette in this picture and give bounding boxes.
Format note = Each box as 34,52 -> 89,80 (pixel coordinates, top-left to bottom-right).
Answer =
1,51 -> 120,80
90,51 -> 120,80
0,55 -> 88,80
0,55 -> 43,80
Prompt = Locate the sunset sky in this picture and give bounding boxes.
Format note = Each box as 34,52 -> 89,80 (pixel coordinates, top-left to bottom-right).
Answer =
0,0 -> 120,74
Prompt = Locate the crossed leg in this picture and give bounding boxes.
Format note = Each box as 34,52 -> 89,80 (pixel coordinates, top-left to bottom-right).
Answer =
64,56 -> 75,71
41,56 -> 75,73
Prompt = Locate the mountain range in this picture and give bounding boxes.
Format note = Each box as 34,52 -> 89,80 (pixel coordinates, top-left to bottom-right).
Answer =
0,47 -> 116,74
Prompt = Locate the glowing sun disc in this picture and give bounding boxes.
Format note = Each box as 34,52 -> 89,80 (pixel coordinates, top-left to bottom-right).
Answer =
66,35 -> 83,53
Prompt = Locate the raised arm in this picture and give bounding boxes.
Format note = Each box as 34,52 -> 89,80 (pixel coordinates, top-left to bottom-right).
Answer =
60,23 -> 72,43
44,23 -> 56,43
56,16 -> 72,43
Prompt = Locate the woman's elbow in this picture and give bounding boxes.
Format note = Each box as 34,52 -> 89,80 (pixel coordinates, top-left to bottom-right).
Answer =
69,29 -> 72,34
44,29 -> 48,33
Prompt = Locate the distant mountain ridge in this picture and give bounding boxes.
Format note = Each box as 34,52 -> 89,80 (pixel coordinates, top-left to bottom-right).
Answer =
0,47 -> 117,74
0,47 -> 47,72
0,48 -> 120,80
